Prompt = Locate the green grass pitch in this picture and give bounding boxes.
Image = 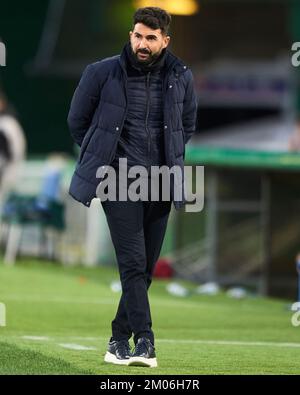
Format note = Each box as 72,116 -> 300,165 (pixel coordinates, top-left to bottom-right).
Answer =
0,259 -> 300,375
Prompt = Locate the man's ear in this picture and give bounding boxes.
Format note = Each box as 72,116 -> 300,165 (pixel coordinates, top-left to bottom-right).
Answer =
129,31 -> 133,39
163,35 -> 171,49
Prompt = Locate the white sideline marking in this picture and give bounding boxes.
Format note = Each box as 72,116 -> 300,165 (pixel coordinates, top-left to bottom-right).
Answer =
58,343 -> 97,351
3,295 -> 116,305
22,336 -> 50,341
158,339 -> 300,349
0,303 -> 6,326
2,294 -> 203,309
16,335 -> 300,349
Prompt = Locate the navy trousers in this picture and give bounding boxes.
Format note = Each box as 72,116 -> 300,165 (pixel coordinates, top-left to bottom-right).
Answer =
101,176 -> 171,345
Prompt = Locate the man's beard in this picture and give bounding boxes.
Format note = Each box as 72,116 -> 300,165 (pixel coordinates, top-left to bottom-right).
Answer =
132,48 -> 161,66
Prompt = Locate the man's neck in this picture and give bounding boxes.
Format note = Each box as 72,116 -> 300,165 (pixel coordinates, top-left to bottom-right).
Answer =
125,42 -> 167,74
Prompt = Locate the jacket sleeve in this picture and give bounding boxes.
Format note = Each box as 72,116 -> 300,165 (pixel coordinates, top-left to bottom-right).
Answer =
67,64 -> 101,147
182,69 -> 198,145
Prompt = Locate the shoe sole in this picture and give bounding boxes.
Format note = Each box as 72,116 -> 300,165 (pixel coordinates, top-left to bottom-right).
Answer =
128,356 -> 158,368
104,351 -> 130,366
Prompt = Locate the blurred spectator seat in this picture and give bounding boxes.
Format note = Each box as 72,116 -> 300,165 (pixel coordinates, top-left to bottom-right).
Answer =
1,157 -> 66,264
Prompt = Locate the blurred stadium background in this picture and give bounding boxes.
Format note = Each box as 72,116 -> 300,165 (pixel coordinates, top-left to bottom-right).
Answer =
1,0 -> 300,302
2,0 -> 300,376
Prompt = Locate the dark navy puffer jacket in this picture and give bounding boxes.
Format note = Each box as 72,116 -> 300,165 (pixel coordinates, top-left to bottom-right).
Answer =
111,71 -> 165,169
67,44 -> 197,210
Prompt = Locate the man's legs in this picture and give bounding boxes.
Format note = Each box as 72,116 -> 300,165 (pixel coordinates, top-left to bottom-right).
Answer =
102,199 -> 152,343
101,197 -> 171,345
143,200 -> 172,294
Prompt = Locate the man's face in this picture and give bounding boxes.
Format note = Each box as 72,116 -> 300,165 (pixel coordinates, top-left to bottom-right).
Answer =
129,23 -> 170,64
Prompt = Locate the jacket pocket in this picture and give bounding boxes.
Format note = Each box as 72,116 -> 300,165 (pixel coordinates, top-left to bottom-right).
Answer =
79,125 -> 97,163
172,129 -> 185,158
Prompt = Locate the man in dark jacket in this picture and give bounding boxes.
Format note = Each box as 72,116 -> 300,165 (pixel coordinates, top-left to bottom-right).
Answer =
67,7 -> 197,368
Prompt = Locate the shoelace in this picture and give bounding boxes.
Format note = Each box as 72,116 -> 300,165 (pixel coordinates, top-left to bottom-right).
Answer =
117,340 -> 131,356
134,339 -> 152,356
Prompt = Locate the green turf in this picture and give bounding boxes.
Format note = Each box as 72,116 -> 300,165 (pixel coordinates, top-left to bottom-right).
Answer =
0,258 -> 300,375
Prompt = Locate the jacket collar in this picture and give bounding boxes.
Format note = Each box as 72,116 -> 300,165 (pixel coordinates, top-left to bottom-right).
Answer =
124,42 -> 167,74
119,42 -> 188,78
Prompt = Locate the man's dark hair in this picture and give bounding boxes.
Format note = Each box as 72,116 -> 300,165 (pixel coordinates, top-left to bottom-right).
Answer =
133,7 -> 171,35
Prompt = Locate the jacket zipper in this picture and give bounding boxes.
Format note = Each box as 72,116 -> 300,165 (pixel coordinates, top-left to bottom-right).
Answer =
145,71 -> 151,173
